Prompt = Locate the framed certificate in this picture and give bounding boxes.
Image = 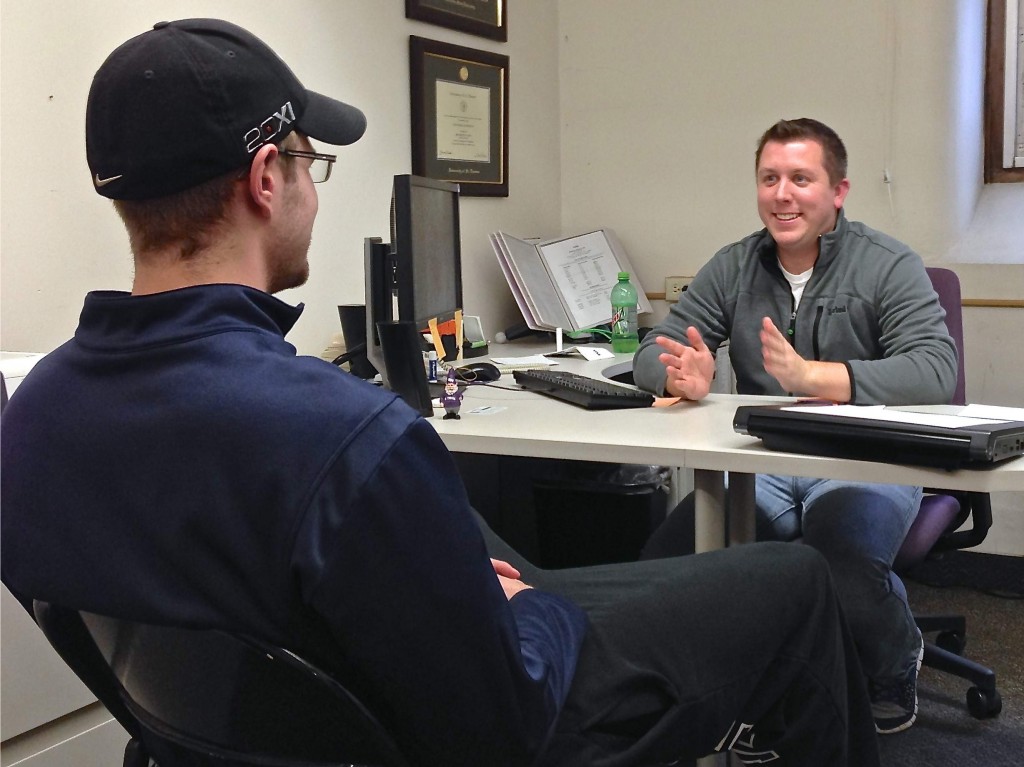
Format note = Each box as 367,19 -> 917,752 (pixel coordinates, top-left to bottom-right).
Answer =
410,36 -> 509,197
405,0 -> 507,42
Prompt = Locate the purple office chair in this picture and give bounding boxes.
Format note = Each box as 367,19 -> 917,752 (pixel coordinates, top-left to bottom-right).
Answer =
892,267 -> 1000,719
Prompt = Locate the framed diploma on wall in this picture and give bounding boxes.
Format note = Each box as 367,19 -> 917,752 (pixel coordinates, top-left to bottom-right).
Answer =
410,36 -> 509,197
405,0 -> 507,42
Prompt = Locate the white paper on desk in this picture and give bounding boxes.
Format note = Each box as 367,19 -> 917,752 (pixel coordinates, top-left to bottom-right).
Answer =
782,404 -> 1006,429
545,346 -> 615,361
490,355 -> 557,367
958,404 -> 1024,421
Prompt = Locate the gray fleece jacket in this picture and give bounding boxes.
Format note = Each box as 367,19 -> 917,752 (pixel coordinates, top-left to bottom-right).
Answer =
633,210 -> 957,405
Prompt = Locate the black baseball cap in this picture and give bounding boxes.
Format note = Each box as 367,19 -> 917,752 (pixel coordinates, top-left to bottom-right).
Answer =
86,19 -> 367,201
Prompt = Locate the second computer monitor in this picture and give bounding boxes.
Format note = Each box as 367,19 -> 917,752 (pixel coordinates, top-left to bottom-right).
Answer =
393,174 -> 462,330
365,174 -> 462,380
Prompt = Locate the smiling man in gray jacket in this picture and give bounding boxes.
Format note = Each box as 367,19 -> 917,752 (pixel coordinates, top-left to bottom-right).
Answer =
634,118 -> 957,735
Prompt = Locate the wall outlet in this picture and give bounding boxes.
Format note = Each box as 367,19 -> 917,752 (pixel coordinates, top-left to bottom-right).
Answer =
665,276 -> 693,302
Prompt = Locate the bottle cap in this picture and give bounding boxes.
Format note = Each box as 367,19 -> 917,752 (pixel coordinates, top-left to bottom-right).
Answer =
618,271 -> 630,280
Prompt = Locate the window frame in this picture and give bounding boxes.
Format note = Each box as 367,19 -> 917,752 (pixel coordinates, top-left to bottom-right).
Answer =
985,0 -> 1024,182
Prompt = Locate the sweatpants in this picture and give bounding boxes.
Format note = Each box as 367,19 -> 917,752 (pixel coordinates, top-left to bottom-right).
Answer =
478,518 -> 880,767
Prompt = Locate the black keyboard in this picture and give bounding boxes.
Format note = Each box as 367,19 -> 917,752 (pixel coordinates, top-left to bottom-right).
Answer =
513,369 -> 655,410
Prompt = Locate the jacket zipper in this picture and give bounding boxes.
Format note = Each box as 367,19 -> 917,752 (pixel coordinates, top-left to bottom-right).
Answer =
786,293 -> 797,345
812,305 -> 823,360
783,297 -> 798,397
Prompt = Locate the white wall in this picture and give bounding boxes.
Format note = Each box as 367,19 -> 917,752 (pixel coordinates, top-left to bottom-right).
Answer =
0,0 -> 561,358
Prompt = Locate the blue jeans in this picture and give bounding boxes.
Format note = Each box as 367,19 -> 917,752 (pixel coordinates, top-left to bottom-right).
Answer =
755,474 -> 922,682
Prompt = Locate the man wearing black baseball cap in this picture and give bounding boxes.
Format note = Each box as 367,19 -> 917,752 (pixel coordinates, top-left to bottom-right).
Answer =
86,18 -> 366,201
83,18 -> 367,295
1,19 -> 879,767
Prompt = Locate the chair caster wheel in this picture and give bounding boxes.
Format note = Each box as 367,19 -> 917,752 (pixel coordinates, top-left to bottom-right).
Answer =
935,630 -> 965,655
966,687 -> 1001,719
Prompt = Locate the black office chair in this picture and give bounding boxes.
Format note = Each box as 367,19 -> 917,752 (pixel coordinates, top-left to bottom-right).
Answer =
891,266 -> 1000,719
32,600 -> 411,767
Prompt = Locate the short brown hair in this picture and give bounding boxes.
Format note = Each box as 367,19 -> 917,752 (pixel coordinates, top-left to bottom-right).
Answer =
113,133 -> 303,259
755,118 -> 848,185
113,170 -> 240,259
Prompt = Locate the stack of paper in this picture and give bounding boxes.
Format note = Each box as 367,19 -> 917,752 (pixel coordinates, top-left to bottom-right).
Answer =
489,229 -> 653,333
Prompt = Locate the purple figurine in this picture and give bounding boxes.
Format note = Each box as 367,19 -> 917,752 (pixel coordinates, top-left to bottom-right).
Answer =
440,368 -> 464,419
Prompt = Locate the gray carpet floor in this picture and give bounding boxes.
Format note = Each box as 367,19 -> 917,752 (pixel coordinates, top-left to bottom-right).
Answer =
878,556 -> 1024,766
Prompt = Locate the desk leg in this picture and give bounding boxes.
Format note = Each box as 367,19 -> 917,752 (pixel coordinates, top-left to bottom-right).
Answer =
668,466 -> 693,509
728,472 -> 756,546
693,469 -> 727,553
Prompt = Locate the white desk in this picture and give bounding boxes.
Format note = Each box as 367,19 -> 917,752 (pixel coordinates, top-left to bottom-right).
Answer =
430,350 -> 1024,551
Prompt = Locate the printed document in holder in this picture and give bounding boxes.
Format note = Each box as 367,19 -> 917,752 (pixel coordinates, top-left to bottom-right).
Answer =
489,229 -> 653,333
733,403 -> 1024,469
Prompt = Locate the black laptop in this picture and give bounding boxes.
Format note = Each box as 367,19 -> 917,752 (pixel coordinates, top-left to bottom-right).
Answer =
734,403 -> 1024,470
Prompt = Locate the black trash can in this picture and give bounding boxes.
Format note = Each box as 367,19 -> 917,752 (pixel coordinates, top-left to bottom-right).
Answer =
532,462 -> 671,569
452,454 -> 670,568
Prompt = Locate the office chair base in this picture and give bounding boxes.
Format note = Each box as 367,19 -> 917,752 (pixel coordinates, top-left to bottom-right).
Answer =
967,686 -> 1002,719
922,642 -> 1002,719
934,630 -> 966,656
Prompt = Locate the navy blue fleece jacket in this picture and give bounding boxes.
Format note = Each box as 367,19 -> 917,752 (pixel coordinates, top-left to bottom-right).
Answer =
1,285 -> 585,767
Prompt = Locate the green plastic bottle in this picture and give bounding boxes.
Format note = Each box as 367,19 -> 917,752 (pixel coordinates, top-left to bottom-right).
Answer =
610,271 -> 639,353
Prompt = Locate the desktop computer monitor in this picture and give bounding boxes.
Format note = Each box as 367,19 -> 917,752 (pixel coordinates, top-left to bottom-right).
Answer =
365,175 -> 462,387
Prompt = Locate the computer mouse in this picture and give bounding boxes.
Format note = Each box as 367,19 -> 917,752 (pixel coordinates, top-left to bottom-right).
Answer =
454,361 -> 502,383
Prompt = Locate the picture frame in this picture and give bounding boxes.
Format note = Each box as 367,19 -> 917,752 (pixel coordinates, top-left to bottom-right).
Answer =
410,36 -> 509,197
405,0 -> 507,42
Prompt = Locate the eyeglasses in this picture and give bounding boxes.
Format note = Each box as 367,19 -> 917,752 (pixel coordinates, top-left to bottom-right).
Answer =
278,148 -> 337,183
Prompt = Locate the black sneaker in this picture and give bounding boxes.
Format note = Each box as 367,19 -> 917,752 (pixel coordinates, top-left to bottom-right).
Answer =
870,634 -> 924,734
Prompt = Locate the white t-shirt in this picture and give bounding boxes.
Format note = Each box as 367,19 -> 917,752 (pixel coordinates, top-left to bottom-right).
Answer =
778,261 -> 813,310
